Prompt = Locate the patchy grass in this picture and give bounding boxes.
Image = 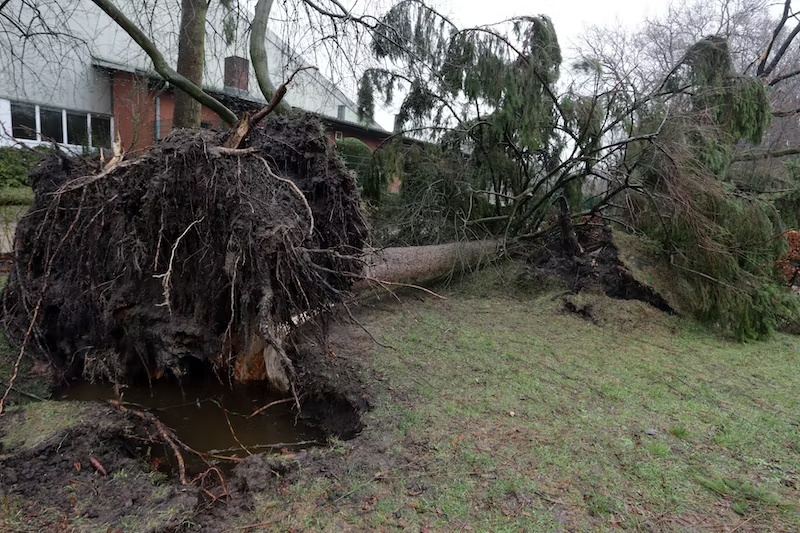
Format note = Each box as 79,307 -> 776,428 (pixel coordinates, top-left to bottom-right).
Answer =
0,187 -> 33,206
0,202 -> 28,254
0,401 -> 108,453
251,267 -> 800,531
2,264 -> 799,531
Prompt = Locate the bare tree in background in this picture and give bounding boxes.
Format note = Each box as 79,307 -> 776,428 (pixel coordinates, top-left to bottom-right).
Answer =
172,0 -> 207,127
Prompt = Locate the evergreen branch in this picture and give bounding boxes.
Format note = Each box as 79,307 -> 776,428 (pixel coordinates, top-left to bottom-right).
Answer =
761,20 -> 800,78
90,0 -> 238,125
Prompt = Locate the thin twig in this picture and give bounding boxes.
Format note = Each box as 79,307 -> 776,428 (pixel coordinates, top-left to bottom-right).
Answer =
342,301 -> 395,349
221,404 -> 252,456
255,156 -> 314,239
247,397 -> 296,418
251,66 -> 318,126
356,276 -> 448,300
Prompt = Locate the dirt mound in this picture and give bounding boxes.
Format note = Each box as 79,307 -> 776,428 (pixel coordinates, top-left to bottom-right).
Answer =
0,401 -> 197,531
526,222 -> 673,313
2,112 -> 367,391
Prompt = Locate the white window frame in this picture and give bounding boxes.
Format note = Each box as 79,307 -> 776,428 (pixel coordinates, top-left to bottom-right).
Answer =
4,100 -> 114,152
334,130 -> 343,141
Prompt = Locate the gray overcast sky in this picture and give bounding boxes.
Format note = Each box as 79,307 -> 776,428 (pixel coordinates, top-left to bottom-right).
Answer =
433,0 -> 662,50
370,0 -> 665,130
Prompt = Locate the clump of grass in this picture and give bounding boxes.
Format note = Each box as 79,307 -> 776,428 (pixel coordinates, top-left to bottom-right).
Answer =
669,426 -> 689,439
0,401 -> 99,452
697,476 -> 785,515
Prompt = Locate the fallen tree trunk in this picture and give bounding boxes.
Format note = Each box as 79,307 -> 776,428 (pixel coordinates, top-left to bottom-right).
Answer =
355,240 -> 499,292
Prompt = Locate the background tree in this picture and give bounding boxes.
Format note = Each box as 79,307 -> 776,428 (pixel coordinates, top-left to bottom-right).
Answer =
172,0 -> 207,128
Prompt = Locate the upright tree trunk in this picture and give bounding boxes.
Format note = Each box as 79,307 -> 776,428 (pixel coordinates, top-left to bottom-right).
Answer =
173,0 -> 207,129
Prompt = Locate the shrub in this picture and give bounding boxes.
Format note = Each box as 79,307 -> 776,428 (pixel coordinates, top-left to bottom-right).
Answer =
0,145 -> 50,188
334,138 -> 376,199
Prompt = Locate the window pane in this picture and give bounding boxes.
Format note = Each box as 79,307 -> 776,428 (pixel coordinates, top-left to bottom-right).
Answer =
40,108 -> 63,142
67,112 -> 88,146
10,103 -> 36,140
91,115 -> 111,149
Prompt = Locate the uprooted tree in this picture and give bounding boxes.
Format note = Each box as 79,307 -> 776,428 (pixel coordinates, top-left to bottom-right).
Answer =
0,0 -> 362,409
0,0 -> 499,410
2,113 -> 366,397
354,0 -> 800,338
4,0 -> 800,416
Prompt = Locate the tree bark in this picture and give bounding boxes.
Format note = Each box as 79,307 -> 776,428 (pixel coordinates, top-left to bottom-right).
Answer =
355,241 -> 499,290
250,0 -> 290,111
173,0 -> 207,129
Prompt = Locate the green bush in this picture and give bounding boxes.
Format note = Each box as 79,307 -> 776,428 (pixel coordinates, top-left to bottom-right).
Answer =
0,145 -> 50,188
334,138 -> 376,199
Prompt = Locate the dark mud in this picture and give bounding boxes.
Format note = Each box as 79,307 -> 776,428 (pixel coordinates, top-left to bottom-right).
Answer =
0,402 -> 197,531
0,308 -> 376,531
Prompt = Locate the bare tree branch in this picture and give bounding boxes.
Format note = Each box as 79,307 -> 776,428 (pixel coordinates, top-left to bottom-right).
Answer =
756,0 -> 792,76
734,146 -> 800,161
250,0 -> 290,112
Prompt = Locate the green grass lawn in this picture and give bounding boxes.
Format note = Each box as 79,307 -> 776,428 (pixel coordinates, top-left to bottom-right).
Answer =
244,269 -> 800,531
2,265 -> 799,531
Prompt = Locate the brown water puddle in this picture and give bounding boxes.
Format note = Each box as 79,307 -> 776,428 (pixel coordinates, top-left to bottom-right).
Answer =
59,380 -> 325,461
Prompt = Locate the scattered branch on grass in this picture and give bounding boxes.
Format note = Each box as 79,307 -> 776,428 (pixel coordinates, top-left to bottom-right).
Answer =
7,386 -> 47,402
110,399 -> 189,485
356,276 -> 448,300
342,301 -> 396,350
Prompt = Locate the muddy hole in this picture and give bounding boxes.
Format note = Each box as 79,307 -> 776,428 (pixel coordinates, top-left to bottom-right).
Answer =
58,379 -> 326,472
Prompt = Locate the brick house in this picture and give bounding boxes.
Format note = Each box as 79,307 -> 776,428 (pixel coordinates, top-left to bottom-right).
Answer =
0,0 -> 391,154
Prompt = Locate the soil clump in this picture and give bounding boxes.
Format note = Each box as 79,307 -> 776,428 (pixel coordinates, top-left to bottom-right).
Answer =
525,221 -> 674,314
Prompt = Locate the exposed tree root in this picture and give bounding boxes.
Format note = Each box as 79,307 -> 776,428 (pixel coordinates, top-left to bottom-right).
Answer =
2,113 -> 367,393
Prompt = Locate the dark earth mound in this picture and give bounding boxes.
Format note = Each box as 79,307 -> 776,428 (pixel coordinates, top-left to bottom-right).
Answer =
527,222 -> 673,313
2,112 -> 367,390
0,401 -> 197,531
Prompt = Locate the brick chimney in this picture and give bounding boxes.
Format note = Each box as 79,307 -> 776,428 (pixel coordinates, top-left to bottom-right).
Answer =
224,56 -> 249,94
